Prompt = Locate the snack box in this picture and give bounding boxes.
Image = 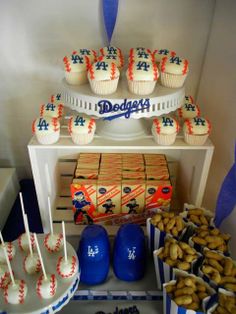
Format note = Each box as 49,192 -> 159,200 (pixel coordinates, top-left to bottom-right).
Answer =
121,180 -> 145,214
97,180 -> 122,214
145,180 -> 172,209
122,163 -> 145,172
72,179 -> 97,208
146,169 -> 170,180
144,154 -> 166,160
122,171 -> 145,180
75,168 -> 98,179
76,162 -> 100,170
99,169 -> 122,175
100,162 -> 123,168
98,174 -> 122,181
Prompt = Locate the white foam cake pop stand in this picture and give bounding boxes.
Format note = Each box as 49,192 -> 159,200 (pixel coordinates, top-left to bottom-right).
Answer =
0,235 -> 80,314
61,76 -> 185,140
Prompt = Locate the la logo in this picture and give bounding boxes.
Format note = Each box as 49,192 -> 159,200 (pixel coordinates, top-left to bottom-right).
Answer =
169,56 -> 182,65
159,49 -> 169,55
46,103 -> 56,111
96,62 -> 108,71
56,94 -> 61,100
80,49 -> 90,55
136,61 -> 150,71
107,47 -> 117,54
37,118 -> 49,131
185,104 -> 195,111
194,117 -> 205,126
74,116 -> 86,126
162,117 -> 174,126
137,51 -> 149,59
71,54 -> 84,64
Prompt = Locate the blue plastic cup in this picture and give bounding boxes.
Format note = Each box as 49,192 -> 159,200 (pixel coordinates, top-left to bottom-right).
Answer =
113,223 -> 146,281
78,225 -> 110,285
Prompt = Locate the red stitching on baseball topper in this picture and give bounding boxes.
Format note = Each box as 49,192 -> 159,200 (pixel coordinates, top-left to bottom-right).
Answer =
36,274 -> 43,298
68,117 -> 73,135
58,104 -> 64,118
174,117 -> 180,133
0,271 -> 10,289
153,62 -> 159,81
19,280 -> 26,304
128,62 -> 134,81
32,119 -> 36,134
50,274 -> 56,296
186,119 -> 193,134
52,118 -> 59,132
182,59 -> 189,75
44,233 -> 63,253
160,56 -> 167,73
88,64 -> 95,80
7,242 -> 14,261
110,62 -> 116,80
57,256 -> 77,278
51,95 -> 54,103
23,256 -> 27,273
177,108 -> 183,118
153,118 -> 161,134
196,105 -> 201,117
84,56 -> 90,71
40,105 -> 45,117
36,255 -> 41,273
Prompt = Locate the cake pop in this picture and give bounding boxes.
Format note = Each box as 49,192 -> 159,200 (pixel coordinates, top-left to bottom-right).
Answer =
56,222 -> 78,279
23,214 -> 41,275
0,241 -> 16,263
18,192 -> 36,252
0,231 -> 28,304
44,196 -> 63,253
34,233 -> 57,299
0,264 -> 11,289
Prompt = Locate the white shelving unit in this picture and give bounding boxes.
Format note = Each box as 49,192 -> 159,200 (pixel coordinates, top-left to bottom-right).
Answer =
28,129 -> 214,235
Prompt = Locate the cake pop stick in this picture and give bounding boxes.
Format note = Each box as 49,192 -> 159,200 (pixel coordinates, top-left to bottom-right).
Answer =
0,231 -> 28,304
34,233 -> 57,299
56,222 -> 78,279
48,196 -> 54,235
23,215 -> 41,275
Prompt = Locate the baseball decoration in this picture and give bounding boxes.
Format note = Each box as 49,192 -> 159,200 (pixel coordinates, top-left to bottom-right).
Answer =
32,116 -> 60,145
0,231 -> 28,305
23,214 -> 41,275
56,222 -> 78,280
40,102 -> 64,119
18,193 -> 36,252
0,241 -> 16,264
0,263 -> 11,289
34,233 -> 57,299
44,196 -> 63,253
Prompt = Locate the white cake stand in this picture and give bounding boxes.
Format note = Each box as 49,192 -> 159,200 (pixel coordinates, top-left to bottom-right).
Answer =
0,235 -> 80,314
61,77 -> 185,140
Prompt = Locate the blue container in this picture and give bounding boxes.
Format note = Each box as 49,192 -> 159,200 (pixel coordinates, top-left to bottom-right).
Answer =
113,223 -> 146,281
78,225 -> 110,285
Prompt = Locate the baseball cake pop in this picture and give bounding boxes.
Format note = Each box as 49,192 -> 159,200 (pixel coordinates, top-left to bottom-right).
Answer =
0,264 -> 11,289
34,233 -> 57,299
56,222 -> 78,280
44,196 -> 63,253
0,241 -> 15,263
0,232 -> 28,304
23,214 -> 41,275
18,193 -> 36,252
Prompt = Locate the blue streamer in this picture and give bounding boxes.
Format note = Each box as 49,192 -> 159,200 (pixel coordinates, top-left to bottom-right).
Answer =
214,142 -> 236,227
102,0 -> 119,44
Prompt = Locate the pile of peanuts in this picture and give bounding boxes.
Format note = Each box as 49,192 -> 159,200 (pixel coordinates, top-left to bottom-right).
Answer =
157,238 -> 198,271
165,275 -> 211,311
151,212 -> 185,237
191,225 -> 230,253
184,208 -> 212,226
201,250 -> 236,292
213,291 -> 236,314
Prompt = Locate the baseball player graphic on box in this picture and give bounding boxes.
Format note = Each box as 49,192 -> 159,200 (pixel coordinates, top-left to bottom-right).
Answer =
72,191 -> 93,224
102,199 -> 115,214
126,198 -> 139,214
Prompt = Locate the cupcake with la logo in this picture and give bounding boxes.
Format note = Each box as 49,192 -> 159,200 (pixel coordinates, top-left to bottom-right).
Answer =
176,102 -> 201,122
160,55 -> 189,88
126,61 -> 159,95
97,54 -> 124,70
153,49 -> 176,66
63,51 -> 90,85
152,115 -> 180,145
75,48 -> 97,63
100,46 -> 123,58
88,61 -> 120,95
50,93 -> 64,106
68,114 -> 96,145
129,48 -> 153,63
40,102 -> 64,119
32,117 -> 60,144
183,117 -> 211,145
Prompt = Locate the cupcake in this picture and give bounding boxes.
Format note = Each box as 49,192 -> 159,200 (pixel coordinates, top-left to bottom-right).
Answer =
32,117 -> 60,145
75,48 -> 97,63
152,115 -> 180,145
88,61 -> 120,95
183,117 -> 211,145
99,46 -> 123,57
160,55 -> 189,88
153,49 -> 176,66
97,54 -> 124,70
129,48 -> 153,63
63,52 -> 90,85
176,102 -> 201,121
50,93 -> 63,106
126,61 -> 158,95
68,114 -> 96,145
40,103 -> 64,119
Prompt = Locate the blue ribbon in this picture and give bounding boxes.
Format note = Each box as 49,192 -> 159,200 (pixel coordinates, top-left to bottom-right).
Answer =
214,142 -> 236,227
102,0 -> 119,44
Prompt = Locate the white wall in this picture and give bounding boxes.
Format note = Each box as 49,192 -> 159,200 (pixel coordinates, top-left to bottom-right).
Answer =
0,0 -> 214,178
197,0 -> 236,257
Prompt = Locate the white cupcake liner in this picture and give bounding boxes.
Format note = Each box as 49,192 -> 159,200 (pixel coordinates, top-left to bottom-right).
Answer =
36,131 -> 60,145
71,131 -> 95,145
65,71 -> 88,85
127,80 -> 157,95
88,77 -> 119,95
160,72 -> 187,88
184,132 -> 209,145
152,128 -> 177,145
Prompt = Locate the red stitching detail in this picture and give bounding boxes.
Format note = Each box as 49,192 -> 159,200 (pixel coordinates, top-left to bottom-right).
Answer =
36,255 -> 41,273
177,108 -> 183,118
50,274 -> 56,296
52,118 -> 59,132
84,56 -> 90,70
36,274 -> 43,298
128,62 -> 134,81
32,119 -> 36,134
190,95 -> 194,103
51,95 -> 54,103
7,242 -> 14,260
57,256 -> 77,278
72,51 -> 77,55
110,62 -> 116,80
88,64 -> 95,80
44,233 -> 63,253
40,105 -> 45,117
174,117 -> 180,133
196,105 -> 201,117
153,118 -> 161,134
206,118 -> 211,134
160,56 -> 167,73
58,104 -> 64,118
153,62 -> 159,81
182,59 -> 189,75
18,280 -> 26,304
0,271 -> 10,289
185,119 -> 193,134
68,117 -> 73,135
170,51 -> 176,57
23,256 -> 27,273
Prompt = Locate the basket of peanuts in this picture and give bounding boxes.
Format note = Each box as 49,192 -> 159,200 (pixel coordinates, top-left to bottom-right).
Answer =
198,249 -> 236,292
163,270 -> 215,313
180,204 -> 214,229
153,237 -> 200,290
208,288 -> 236,314
147,210 -> 186,252
189,225 -> 231,255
